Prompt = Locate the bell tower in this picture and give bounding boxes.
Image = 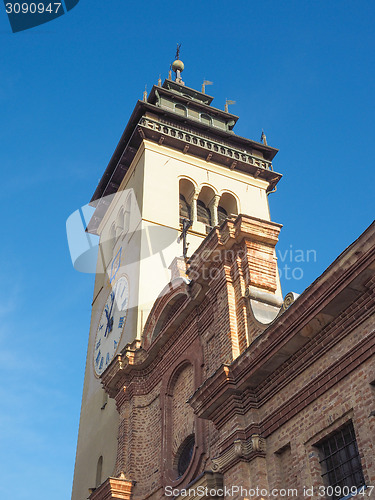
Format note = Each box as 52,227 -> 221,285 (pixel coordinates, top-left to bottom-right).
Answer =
71,56 -> 282,500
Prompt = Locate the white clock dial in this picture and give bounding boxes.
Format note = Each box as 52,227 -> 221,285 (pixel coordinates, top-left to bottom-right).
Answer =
93,276 -> 129,376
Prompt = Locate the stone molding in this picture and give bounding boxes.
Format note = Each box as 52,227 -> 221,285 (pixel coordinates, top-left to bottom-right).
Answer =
187,214 -> 282,294
190,292 -> 375,430
161,353 -> 206,489
211,435 -> 266,473
189,223 -> 375,430
138,116 -> 277,178
89,476 -> 135,500
173,471 -> 224,500
101,280 -> 204,400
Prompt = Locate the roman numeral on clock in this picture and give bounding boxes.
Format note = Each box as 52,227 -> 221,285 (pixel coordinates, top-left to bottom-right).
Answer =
95,350 -> 101,366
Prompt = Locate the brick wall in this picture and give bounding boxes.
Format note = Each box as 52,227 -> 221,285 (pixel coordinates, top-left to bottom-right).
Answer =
95,218 -> 375,500
172,363 -> 195,457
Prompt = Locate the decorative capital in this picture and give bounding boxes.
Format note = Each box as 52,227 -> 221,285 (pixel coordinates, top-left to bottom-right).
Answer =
89,476 -> 136,500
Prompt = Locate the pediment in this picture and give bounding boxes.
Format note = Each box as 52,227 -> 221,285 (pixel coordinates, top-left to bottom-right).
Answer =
142,278 -> 192,350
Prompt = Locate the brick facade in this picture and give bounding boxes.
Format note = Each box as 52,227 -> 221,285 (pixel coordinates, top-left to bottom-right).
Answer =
92,216 -> 375,500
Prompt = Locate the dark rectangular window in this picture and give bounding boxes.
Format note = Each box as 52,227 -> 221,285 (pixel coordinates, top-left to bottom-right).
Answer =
318,422 -> 365,499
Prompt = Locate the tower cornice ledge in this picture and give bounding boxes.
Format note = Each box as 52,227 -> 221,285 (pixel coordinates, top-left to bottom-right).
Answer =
187,214 -> 282,294
90,98 -> 279,206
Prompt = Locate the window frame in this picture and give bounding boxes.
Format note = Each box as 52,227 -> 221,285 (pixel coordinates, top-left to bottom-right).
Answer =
317,421 -> 366,500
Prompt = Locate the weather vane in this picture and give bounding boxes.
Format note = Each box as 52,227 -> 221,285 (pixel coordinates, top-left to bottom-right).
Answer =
175,43 -> 181,60
202,79 -> 213,94
225,98 -> 236,113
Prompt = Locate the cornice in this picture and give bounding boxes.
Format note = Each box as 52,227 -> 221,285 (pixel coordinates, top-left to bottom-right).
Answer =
103,315 -> 201,404
187,215 -> 282,283
148,83 -> 233,118
90,92 -> 279,208
190,291 -> 375,426
216,326 -> 375,454
138,116 -> 281,189
253,288 -> 375,405
89,476 -> 136,500
189,224 -> 375,425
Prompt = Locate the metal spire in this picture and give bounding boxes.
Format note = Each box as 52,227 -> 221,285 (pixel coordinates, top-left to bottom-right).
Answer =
175,43 -> 181,60
171,44 -> 185,85
260,129 -> 268,145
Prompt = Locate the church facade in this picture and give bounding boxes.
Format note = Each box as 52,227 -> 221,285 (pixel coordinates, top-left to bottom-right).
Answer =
71,59 -> 375,500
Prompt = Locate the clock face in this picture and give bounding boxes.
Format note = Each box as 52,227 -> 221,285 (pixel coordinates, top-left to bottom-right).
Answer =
93,276 -> 129,376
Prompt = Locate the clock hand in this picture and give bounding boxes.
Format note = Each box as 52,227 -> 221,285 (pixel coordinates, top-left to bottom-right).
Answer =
108,292 -> 115,317
104,308 -> 111,337
105,292 -> 115,336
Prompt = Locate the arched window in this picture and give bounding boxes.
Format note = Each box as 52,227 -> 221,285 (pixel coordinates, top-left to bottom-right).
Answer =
167,363 -> 196,482
197,200 -> 211,226
175,104 -> 187,117
200,113 -> 212,127
179,194 -> 191,223
179,179 -> 195,225
218,192 -> 238,221
217,205 -> 228,225
197,185 -> 215,231
177,434 -> 195,478
95,456 -> 103,487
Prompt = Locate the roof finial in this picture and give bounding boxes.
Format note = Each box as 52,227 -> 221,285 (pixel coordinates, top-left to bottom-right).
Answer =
225,98 -> 236,113
172,43 -> 185,85
175,43 -> 181,60
158,74 -> 162,86
143,85 -> 147,102
260,129 -> 267,145
202,79 -> 213,94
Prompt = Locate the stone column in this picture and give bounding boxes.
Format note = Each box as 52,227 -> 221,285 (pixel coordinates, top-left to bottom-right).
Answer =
209,194 -> 220,227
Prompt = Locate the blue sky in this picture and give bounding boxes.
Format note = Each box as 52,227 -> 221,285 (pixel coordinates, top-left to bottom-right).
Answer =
1,1 -> 374,499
